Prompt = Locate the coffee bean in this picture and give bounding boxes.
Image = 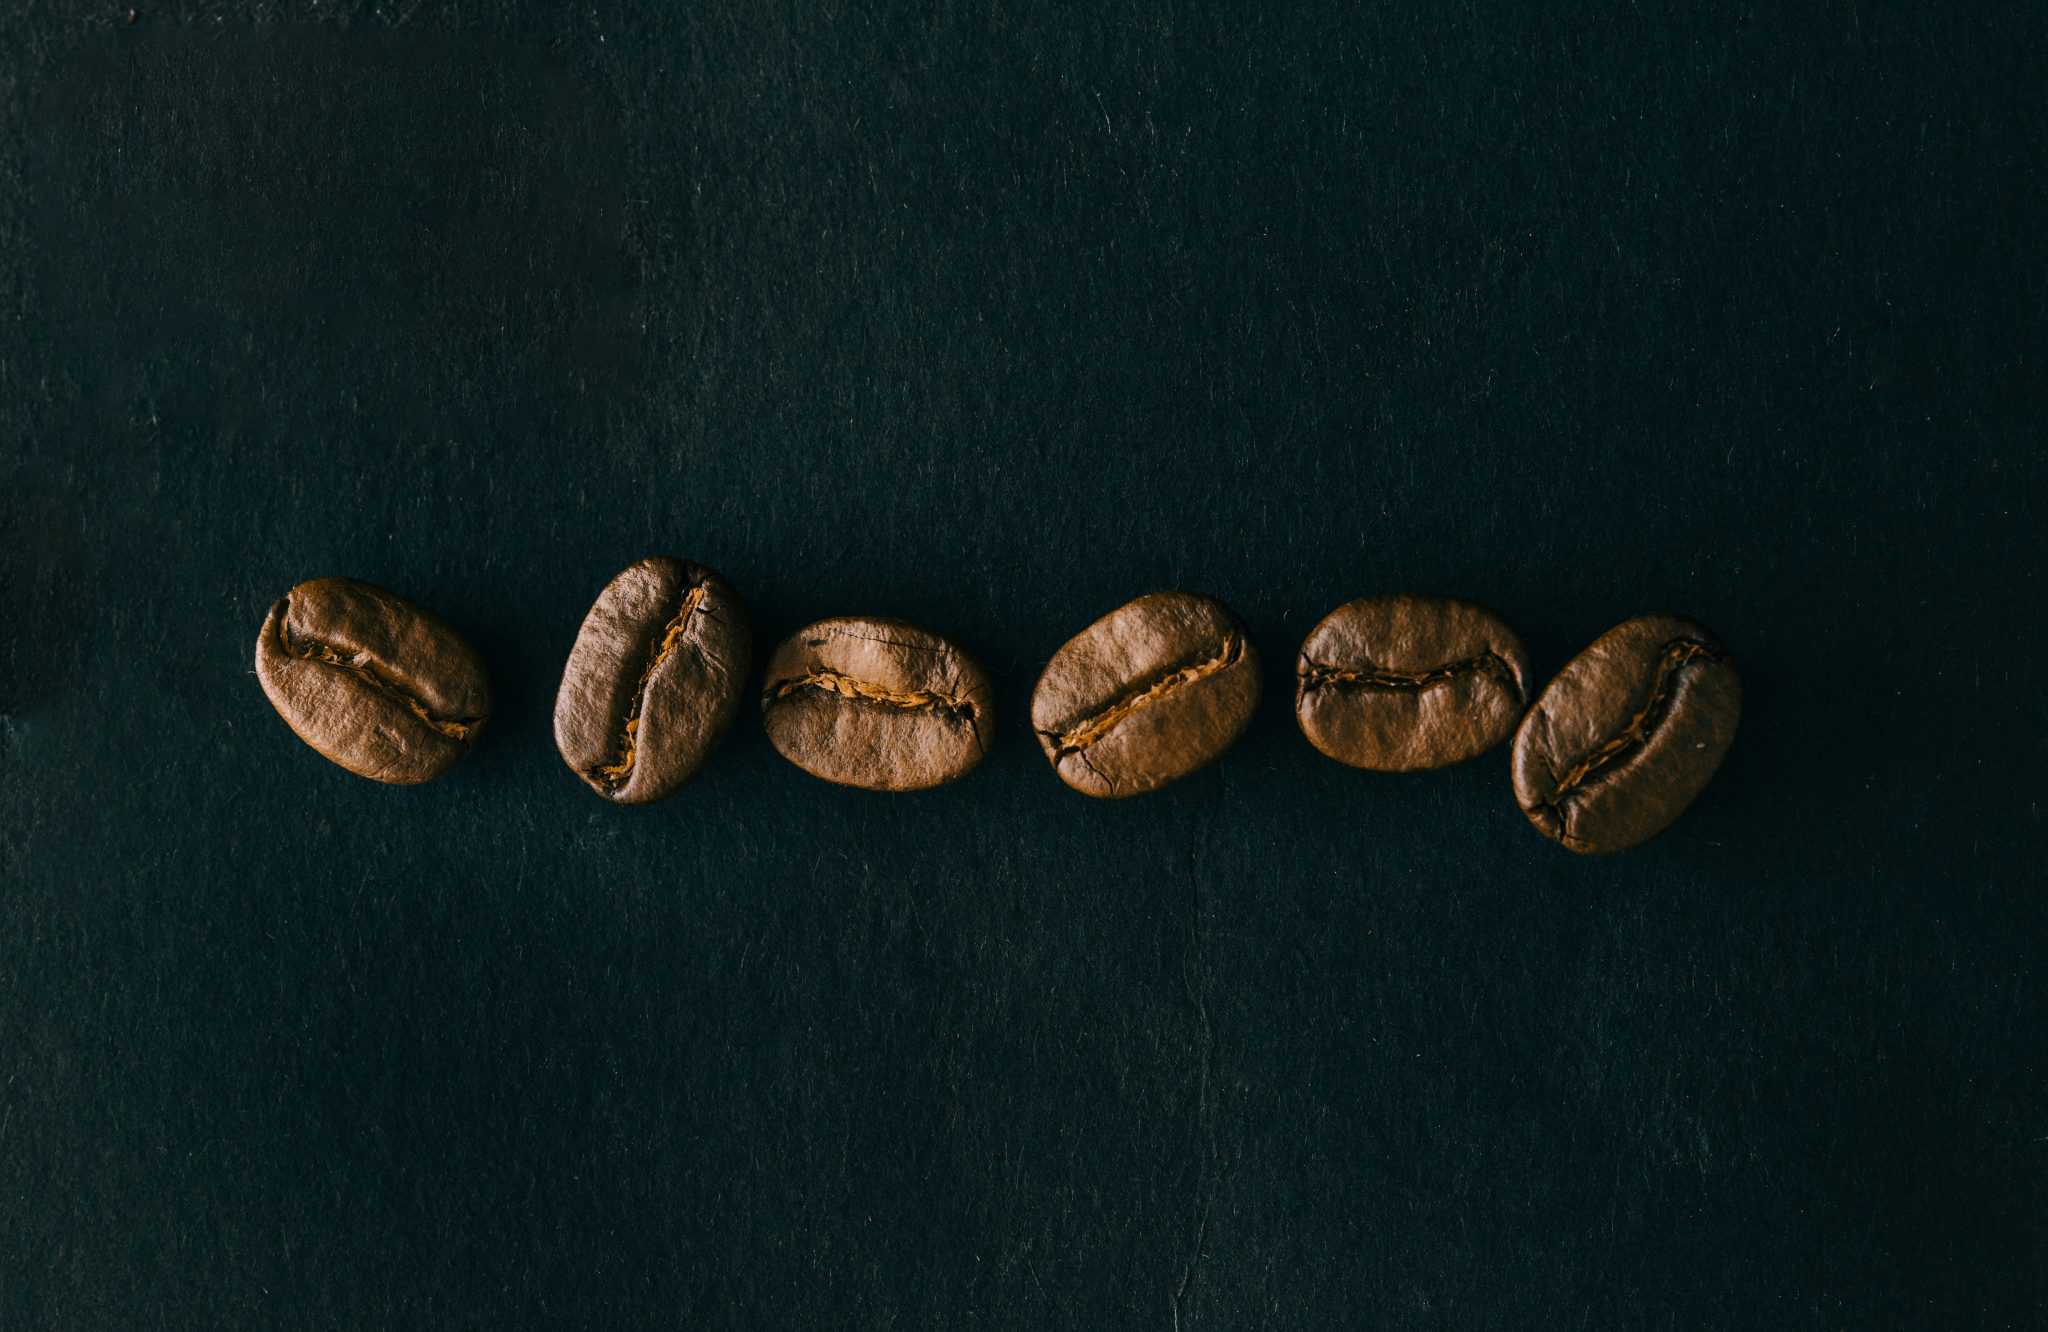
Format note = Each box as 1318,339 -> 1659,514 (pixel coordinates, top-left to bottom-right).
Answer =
1295,595 -> 1530,771
553,558 -> 752,804
1511,615 -> 1741,853
761,617 -> 994,791
254,577 -> 490,784
1031,591 -> 1261,798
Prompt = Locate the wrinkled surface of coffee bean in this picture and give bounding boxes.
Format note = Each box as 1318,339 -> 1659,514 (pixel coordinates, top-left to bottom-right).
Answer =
761,617 -> 994,791
255,576 -> 491,784
553,558 -> 751,804
1295,595 -> 1530,771
1031,591 -> 1260,798
1511,615 -> 1741,853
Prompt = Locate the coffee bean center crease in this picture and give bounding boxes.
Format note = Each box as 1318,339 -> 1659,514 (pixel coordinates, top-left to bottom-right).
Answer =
765,671 -> 981,723
278,612 -> 480,741
1298,651 -> 1519,695
1046,634 -> 1244,757
1538,637 -> 1725,833
591,581 -> 711,789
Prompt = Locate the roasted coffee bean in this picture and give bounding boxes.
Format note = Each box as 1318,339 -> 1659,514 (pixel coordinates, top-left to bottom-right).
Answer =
254,577 -> 490,784
1295,595 -> 1531,771
553,558 -> 751,804
1031,591 -> 1261,798
1511,615 -> 1741,854
761,617 -> 995,791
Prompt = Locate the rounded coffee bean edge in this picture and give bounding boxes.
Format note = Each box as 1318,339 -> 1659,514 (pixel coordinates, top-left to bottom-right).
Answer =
1030,590 -> 1262,799
1510,614 -> 1742,855
1294,594 -> 1532,772
760,616 -> 996,792
254,576 -> 492,785
553,557 -> 753,805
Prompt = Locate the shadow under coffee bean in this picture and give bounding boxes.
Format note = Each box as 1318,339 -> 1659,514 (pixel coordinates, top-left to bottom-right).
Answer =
254,576 -> 492,785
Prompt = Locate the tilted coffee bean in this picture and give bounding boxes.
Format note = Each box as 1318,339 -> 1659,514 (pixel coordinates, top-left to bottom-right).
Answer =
760,617 -> 994,791
254,576 -> 490,784
1031,591 -> 1261,798
553,557 -> 751,804
1510,615 -> 1741,854
1295,595 -> 1531,771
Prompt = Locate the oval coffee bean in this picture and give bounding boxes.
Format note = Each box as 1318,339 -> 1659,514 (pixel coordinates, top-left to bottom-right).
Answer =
1295,595 -> 1531,771
1031,591 -> 1260,798
761,617 -> 994,791
1510,615 -> 1741,854
254,576 -> 490,784
553,557 -> 752,804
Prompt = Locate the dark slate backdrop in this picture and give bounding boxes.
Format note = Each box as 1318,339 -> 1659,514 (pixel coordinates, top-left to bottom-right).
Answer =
4,4 -> 2044,1327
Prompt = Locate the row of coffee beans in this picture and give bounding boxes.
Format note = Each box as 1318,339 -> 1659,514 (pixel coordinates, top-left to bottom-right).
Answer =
254,561 -> 1742,853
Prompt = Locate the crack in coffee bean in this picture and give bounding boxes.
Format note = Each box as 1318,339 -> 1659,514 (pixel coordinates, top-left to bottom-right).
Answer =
553,558 -> 751,804
760,616 -> 995,791
1043,634 -> 1244,759
276,609 -> 481,741
1031,593 -> 1261,798
590,581 -> 709,790
1538,638 -> 1723,822
764,670 -> 981,726
1511,618 -> 1740,854
1297,651 -> 1520,697
1050,638 -> 1242,754
1292,595 -> 1531,773
256,577 -> 492,786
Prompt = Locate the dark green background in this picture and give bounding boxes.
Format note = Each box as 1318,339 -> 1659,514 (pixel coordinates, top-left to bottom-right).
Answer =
4,3 -> 2044,1327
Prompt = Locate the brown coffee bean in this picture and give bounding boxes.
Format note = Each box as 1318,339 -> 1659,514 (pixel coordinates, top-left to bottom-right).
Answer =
1511,615 -> 1741,854
1295,595 -> 1531,771
552,558 -> 752,804
1030,591 -> 1261,798
254,577 -> 490,784
761,617 -> 994,791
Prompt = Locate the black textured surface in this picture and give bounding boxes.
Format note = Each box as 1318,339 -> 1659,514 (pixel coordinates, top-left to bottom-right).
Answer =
4,5 -> 2045,1327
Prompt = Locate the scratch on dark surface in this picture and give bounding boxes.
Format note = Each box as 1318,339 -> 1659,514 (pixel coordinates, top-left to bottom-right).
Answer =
1171,829 -> 1218,1332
